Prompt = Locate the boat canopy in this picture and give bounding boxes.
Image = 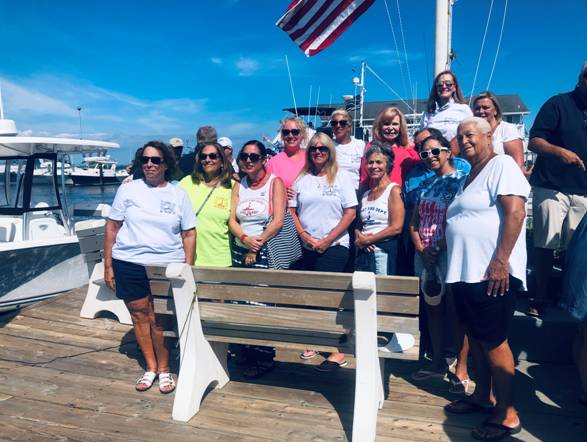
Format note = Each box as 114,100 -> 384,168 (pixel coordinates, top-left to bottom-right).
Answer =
0,137 -> 119,157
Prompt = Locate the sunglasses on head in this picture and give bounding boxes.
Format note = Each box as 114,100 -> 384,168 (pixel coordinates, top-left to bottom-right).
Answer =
200,153 -> 219,161
238,152 -> 262,163
436,80 -> 454,88
141,156 -> 163,165
330,119 -> 349,127
308,145 -> 329,154
281,128 -> 301,136
419,147 -> 448,160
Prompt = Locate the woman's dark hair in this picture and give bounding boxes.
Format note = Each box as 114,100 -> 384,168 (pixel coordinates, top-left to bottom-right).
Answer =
364,140 -> 395,174
421,133 -> 451,150
138,140 -> 176,181
191,142 -> 232,188
413,127 -> 444,152
240,140 -> 267,157
426,70 -> 467,113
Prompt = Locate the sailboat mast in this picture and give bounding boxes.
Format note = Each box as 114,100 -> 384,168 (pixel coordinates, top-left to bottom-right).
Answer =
434,0 -> 453,75
359,61 -> 366,129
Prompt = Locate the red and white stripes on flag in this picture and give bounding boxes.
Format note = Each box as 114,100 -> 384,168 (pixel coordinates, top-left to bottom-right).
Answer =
276,0 -> 375,57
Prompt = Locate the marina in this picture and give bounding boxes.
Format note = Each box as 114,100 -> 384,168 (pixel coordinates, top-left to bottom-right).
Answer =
0,289 -> 586,441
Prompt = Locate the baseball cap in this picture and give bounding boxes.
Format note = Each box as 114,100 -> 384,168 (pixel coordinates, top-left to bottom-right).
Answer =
218,137 -> 233,149
168,137 -> 184,148
196,126 -> 218,145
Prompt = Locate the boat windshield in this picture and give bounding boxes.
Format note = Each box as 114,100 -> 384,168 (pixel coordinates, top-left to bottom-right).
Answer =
0,155 -> 62,215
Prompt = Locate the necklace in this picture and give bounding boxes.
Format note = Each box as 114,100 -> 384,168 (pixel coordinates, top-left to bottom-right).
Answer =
249,170 -> 267,187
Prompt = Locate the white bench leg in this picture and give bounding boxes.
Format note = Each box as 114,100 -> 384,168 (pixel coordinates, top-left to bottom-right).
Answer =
166,263 -> 230,422
352,271 -> 384,442
79,263 -> 132,325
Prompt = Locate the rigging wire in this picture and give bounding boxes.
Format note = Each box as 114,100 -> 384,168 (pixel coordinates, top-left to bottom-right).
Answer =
365,64 -> 415,113
395,0 -> 415,102
285,55 -> 298,116
468,0 -> 494,104
486,0 -> 509,90
382,0 -> 408,98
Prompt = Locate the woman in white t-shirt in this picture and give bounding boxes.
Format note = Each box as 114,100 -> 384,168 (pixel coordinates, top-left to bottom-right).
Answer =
444,118 -> 529,440
472,91 -> 525,173
104,141 -> 196,394
355,142 -> 404,275
329,108 -> 365,191
290,132 -> 357,371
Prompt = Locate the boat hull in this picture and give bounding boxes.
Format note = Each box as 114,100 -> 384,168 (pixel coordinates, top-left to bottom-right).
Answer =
70,174 -> 121,186
0,237 -> 90,311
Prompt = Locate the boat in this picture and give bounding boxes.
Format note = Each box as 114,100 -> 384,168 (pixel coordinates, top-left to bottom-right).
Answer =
0,117 -> 119,311
69,151 -> 128,186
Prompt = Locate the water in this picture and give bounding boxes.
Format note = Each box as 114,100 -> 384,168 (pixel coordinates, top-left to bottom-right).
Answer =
64,184 -> 118,210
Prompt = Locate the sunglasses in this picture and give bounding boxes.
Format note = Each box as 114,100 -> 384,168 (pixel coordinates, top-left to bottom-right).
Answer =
238,152 -> 262,163
141,156 -> 163,165
200,153 -> 219,161
419,147 -> 448,160
308,145 -> 329,154
330,120 -> 349,127
436,80 -> 454,88
281,128 -> 301,136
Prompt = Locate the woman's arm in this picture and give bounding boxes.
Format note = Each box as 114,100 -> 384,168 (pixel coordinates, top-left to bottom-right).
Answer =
408,205 -> 424,253
485,194 -> 526,296
503,139 -> 525,172
181,228 -> 196,264
314,207 -> 356,253
103,219 -> 122,291
259,177 -> 286,243
358,186 -> 405,245
289,207 -> 318,249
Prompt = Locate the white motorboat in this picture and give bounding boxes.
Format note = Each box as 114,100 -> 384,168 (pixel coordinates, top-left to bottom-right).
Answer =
0,118 -> 119,311
69,152 -> 128,186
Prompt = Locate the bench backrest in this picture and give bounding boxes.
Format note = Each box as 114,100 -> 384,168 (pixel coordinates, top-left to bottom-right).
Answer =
147,265 -> 419,352
75,219 -> 106,264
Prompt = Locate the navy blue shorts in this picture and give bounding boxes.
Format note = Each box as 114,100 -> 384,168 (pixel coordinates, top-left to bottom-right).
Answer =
451,276 -> 521,347
111,259 -> 151,302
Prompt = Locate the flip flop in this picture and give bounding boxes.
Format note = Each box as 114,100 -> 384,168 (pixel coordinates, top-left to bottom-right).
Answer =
472,421 -> 522,441
411,368 -> 446,381
315,360 -> 348,372
135,371 -> 157,392
448,376 -> 471,395
445,398 -> 494,415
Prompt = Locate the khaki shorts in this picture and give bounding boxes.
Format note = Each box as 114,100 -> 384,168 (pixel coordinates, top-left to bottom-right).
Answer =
532,186 -> 587,250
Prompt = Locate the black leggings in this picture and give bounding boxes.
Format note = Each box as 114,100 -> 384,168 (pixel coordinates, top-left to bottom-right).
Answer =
295,245 -> 350,272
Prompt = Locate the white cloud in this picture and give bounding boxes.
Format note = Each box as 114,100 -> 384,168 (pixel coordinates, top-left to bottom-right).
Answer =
347,48 -> 423,66
1,79 -> 77,117
235,57 -> 259,77
211,57 -> 223,65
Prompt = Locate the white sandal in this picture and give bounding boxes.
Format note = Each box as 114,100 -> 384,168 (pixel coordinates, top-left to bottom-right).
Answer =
158,372 -> 176,394
135,371 -> 157,392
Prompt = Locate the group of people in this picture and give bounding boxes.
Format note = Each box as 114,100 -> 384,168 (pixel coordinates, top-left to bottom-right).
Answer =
102,62 -> 587,442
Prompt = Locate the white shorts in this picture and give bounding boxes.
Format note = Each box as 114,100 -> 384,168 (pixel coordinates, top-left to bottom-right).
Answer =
532,186 -> 587,250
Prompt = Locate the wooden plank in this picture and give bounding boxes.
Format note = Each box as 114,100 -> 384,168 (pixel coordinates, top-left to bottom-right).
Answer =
375,274 -> 420,295
153,300 -> 419,335
149,279 -> 171,296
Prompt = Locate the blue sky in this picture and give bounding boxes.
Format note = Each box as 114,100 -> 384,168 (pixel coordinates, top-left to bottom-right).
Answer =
1,0 -> 585,162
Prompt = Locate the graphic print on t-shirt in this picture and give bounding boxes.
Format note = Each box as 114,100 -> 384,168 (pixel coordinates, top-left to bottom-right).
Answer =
160,200 -> 176,215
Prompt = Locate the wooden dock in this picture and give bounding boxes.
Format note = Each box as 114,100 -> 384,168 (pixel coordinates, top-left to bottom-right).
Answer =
1,288 -> 586,441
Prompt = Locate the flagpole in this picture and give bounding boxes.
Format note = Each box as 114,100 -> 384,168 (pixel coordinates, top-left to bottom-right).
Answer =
359,61 -> 366,130
285,55 -> 298,116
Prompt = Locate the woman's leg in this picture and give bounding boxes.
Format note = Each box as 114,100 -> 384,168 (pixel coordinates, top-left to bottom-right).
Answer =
424,301 -> 446,373
126,296 -> 158,373
445,288 -> 469,383
482,339 -> 518,426
150,297 -> 170,372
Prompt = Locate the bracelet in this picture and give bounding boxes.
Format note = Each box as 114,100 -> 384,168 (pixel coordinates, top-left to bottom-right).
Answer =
240,233 -> 248,242
299,230 -> 309,236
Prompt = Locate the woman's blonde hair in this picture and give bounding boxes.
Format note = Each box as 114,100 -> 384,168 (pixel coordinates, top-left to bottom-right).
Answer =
299,132 -> 338,186
280,116 -> 308,146
330,108 -> 353,124
372,107 -> 409,147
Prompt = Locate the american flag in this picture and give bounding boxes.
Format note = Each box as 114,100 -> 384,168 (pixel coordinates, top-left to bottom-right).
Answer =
276,0 -> 375,57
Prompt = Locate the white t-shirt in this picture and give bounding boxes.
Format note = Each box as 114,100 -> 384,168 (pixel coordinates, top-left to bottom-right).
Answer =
236,175 -> 274,240
109,179 -> 197,265
360,182 -> 397,235
290,170 -> 358,248
335,137 -> 366,190
445,155 -> 530,287
420,99 -> 473,141
492,121 -> 522,155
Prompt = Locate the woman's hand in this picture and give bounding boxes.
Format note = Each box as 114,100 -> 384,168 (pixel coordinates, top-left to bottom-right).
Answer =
286,187 -> 296,201
314,237 -> 333,254
484,258 -> 510,296
104,265 -> 116,291
244,252 -> 257,266
300,231 -> 319,249
355,231 -> 374,249
243,235 -> 264,253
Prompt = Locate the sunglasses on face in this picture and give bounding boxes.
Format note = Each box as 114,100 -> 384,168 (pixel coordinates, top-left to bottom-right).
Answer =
200,153 -> 219,161
238,152 -> 262,163
330,119 -> 349,127
436,80 -> 454,88
419,147 -> 448,160
308,145 -> 329,154
141,156 -> 163,165
281,128 -> 301,136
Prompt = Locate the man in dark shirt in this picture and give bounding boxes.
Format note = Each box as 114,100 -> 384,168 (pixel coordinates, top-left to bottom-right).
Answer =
528,62 -> 587,316
178,126 -> 218,177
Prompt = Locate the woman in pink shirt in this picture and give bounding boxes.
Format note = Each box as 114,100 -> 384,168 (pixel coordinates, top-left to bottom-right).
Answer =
267,117 -> 307,190
359,107 -> 419,188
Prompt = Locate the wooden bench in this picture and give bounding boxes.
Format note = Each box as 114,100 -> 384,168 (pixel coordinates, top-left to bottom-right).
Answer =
147,264 -> 419,442
76,218 -> 132,325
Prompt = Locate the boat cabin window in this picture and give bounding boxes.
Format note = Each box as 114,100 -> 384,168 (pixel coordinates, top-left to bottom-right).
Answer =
0,158 -> 26,209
